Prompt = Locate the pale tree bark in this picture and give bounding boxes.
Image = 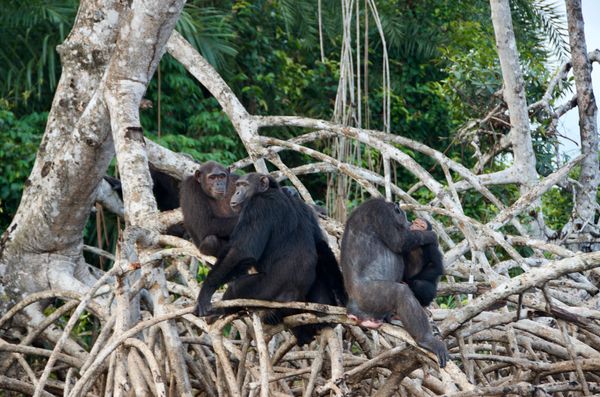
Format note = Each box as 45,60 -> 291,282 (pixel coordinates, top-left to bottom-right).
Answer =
489,0 -> 539,189
0,0 -> 122,317
489,0 -> 543,236
565,0 -> 599,237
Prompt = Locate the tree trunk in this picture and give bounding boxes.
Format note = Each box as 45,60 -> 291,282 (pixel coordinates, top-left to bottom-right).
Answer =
489,0 -> 542,236
0,0 -> 183,322
0,0 -> 123,317
565,0 -> 599,236
489,0 -> 539,188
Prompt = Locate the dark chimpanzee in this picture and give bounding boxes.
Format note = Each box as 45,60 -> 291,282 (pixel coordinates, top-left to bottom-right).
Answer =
340,198 -> 448,367
195,173 -> 346,344
180,161 -> 239,256
195,173 -> 317,315
103,168 -> 181,212
150,166 -> 181,212
403,218 -> 444,307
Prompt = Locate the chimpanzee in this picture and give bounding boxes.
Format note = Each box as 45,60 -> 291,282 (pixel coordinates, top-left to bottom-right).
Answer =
103,168 -> 180,211
403,218 -> 444,307
180,161 -> 239,256
340,198 -> 448,367
195,172 -> 318,315
103,169 -> 186,236
150,166 -> 180,212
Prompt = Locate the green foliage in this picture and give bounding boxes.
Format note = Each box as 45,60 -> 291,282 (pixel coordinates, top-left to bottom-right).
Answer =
44,302 -> 99,350
177,4 -> 237,70
0,0 -> 576,237
150,133 -> 240,165
512,0 -> 569,61
0,101 -> 45,230
225,1 -> 339,119
0,0 -> 77,112
542,187 -> 573,231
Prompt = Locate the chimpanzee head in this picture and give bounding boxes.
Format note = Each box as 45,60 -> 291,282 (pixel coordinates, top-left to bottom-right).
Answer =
195,161 -> 230,199
230,173 -> 273,210
392,202 -> 412,229
410,218 -> 432,231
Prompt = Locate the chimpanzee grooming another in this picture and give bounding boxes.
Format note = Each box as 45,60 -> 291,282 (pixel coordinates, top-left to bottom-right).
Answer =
340,198 -> 448,367
195,172 -> 317,315
180,161 -> 239,256
403,218 -> 444,307
195,173 -> 345,344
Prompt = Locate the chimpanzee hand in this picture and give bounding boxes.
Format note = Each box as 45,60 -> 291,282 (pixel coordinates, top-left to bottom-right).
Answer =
194,286 -> 215,317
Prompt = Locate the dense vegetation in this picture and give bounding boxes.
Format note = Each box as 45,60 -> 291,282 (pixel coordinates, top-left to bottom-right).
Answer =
0,0 -> 571,231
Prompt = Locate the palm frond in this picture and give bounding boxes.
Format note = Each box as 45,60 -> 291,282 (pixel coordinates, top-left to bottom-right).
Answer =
513,0 -> 569,60
177,5 -> 237,70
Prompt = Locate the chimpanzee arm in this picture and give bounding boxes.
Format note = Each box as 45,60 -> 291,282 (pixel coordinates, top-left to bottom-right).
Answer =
401,230 -> 439,252
407,242 -> 444,306
409,243 -> 444,281
203,215 -> 239,237
379,226 -> 438,254
195,203 -> 273,316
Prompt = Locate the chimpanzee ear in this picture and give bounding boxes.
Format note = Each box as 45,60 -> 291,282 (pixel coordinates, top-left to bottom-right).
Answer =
194,169 -> 202,181
258,175 -> 270,193
226,166 -> 232,175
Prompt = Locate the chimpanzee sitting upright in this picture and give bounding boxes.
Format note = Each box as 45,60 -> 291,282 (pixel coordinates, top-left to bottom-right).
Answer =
195,173 -> 319,318
403,218 -> 444,307
180,161 -> 239,256
340,198 -> 448,367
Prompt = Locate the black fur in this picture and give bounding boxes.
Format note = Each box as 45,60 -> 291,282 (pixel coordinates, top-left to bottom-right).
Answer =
281,186 -> 347,307
195,174 -> 344,345
150,167 -> 180,211
195,173 -> 317,315
403,219 -> 444,306
103,170 -> 185,236
340,198 -> 448,367
281,185 -> 347,345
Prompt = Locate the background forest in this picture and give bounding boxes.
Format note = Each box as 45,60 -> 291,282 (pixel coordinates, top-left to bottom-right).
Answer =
0,0 -> 576,233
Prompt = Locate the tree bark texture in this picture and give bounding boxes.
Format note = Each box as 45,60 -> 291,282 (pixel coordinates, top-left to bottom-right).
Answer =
565,0 -> 599,233
489,0 -> 539,188
0,0 -> 123,315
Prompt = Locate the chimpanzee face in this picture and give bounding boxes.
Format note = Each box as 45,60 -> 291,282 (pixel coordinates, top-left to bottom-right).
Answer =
230,173 -> 270,210
410,218 -> 430,231
195,165 -> 229,199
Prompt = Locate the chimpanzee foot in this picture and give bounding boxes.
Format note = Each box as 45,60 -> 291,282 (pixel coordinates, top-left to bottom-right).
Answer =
347,314 -> 383,329
360,319 -> 383,329
417,336 -> 449,368
204,314 -> 220,324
